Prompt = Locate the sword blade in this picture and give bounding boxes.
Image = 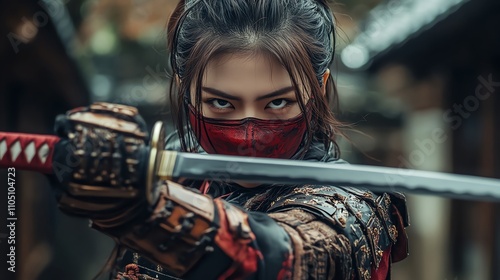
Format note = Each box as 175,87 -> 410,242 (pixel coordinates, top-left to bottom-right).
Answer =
159,151 -> 500,201
2,129 -> 499,202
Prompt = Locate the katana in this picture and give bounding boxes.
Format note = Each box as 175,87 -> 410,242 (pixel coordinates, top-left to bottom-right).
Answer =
1,121 -> 499,202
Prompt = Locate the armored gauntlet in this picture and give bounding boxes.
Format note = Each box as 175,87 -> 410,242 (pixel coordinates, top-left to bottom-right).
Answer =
52,102 -> 150,228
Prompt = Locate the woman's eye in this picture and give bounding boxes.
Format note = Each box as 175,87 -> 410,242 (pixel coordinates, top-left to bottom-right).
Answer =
210,99 -> 233,109
267,99 -> 290,109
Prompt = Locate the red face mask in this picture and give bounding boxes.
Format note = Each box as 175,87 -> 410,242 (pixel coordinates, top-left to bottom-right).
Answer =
188,104 -> 309,158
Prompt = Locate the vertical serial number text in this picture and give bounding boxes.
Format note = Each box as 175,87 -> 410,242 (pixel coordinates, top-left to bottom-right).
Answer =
6,167 -> 16,273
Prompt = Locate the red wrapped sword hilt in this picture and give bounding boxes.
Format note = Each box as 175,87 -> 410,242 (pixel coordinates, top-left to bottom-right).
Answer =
0,132 -> 60,174
0,120 -> 166,206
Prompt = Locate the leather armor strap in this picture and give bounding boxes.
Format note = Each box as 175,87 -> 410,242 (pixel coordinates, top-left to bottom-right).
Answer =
115,181 -> 219,276
113,180 -> 261,278
0,132 -> 60,173
67,102 -> 147,138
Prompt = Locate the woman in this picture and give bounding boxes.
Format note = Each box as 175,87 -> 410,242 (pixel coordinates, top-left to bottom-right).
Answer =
52,0 -> 409,279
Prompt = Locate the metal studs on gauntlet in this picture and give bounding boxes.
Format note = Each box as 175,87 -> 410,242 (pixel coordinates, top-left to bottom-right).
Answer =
51,102 -> 150,228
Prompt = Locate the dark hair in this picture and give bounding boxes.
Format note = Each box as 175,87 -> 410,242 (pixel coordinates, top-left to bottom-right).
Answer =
167,0 -> 343,158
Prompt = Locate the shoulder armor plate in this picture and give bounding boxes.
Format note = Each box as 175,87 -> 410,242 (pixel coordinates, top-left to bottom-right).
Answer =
268,185 -> 405,279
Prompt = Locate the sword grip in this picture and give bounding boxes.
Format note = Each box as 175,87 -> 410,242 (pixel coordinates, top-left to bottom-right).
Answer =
0,132 -> 60,174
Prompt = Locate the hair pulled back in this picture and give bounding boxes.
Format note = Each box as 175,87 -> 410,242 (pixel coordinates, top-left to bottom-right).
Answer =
168,0 -> 343,158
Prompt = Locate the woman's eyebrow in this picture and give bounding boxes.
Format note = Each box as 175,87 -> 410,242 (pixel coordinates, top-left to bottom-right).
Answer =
201,86 -> 295,101
202,87 -> 241,100
255,86 -> 295,101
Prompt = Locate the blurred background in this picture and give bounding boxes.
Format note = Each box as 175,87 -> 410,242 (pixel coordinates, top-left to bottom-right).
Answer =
0,0 -> 499,279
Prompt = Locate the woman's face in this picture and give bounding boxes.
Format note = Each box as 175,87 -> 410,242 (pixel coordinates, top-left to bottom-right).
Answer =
191,52 -> 306,120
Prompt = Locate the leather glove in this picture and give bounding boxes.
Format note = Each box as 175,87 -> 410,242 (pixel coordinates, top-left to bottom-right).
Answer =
51,102 -> 151,230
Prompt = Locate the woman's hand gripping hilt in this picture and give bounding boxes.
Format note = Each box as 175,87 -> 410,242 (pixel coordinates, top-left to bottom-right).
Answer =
51,102 -> 166,229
